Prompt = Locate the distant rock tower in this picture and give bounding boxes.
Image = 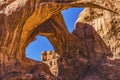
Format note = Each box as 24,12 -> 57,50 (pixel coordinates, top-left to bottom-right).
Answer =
42,51 -> 59,76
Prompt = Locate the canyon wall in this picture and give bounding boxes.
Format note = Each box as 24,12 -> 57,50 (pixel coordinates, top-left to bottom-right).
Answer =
0,0 -> 120,80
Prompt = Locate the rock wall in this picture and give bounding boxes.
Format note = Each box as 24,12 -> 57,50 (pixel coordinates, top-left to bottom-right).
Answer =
0,0 -> 120,80
76,0 -> 120,59
42,51 -> 59,76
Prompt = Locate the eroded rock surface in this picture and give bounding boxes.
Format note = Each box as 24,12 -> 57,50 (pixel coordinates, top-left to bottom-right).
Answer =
76,0 -> 120,59
0,0 -> 120,80
42,51 -> 59,76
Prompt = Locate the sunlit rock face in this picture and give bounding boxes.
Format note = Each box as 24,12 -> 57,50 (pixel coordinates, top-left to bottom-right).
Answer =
42,51 -> 59,76
76,0 -> 120,59
0,0 -> 120,80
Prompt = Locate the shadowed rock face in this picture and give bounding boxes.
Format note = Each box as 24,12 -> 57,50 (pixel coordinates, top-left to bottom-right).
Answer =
0,0 -> 120,80
76,0 -> 120,59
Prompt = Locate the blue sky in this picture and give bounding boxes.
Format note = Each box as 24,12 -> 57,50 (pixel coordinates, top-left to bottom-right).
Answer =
26,8 -> 84,61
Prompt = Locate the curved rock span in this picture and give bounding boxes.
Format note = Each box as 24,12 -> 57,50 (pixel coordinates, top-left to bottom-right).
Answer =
0,0 -> 120,80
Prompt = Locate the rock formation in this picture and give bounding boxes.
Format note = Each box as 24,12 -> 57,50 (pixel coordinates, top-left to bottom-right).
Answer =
0,0 -> 120,80
76,0 -> 120,59
42,51 -> 59,76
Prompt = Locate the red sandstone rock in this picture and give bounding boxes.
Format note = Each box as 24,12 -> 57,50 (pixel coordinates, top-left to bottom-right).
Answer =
0,0 -> 120,80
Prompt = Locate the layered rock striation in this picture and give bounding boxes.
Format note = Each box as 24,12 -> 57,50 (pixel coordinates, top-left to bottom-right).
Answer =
0,0 -> 120,80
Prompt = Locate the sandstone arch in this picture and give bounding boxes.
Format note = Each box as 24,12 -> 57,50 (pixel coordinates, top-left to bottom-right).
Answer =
0,0 -> 120,80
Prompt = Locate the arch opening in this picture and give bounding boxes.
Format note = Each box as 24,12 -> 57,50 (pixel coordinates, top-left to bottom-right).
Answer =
62,8 -> 84,32
26,35 -> 54,61
25,35 -> 59,76
25,8 -> 84,76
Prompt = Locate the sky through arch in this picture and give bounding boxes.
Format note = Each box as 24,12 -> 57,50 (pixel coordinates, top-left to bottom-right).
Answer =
26,8 -> 84,61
